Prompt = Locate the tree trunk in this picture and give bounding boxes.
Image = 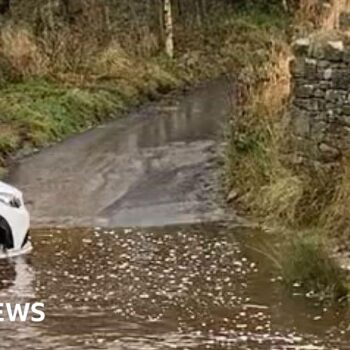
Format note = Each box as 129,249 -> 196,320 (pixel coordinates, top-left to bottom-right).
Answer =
164,0 -> 174,58
157,0 -> 165,44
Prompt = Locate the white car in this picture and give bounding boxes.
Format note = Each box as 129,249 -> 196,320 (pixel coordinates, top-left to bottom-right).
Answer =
0,181 -> 31,257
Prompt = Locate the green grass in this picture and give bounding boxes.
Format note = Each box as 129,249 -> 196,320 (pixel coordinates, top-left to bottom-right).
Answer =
0,58 -> 181,166
279,231 -> 348,302
0,80 -> 121,150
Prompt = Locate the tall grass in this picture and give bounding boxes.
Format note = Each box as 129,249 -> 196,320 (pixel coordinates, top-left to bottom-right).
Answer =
1,25 -> 49,78
225,41 -> 292,207
224,16 -> 350,301
279,230 -> 348,301
321,160 -> 350,246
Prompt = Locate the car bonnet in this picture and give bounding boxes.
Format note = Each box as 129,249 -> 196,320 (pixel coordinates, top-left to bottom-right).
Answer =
0,181 -> 23,198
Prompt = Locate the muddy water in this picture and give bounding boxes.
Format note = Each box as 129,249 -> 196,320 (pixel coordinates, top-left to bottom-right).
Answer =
8,78 -> 235,228
0,225 -> 349,349
5,79 -> 350,349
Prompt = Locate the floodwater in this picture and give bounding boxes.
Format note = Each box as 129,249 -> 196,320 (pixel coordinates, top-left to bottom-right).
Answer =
1,225 -> 350,349
4,79 -> 350,349
8,79 -> 235,228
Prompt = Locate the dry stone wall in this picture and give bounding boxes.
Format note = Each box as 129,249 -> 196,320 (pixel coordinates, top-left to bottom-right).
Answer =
290,30 -> 350,165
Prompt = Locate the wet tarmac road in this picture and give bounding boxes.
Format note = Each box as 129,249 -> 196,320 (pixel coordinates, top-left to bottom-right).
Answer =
8,79 -> 234,228
1,225 -> 350,349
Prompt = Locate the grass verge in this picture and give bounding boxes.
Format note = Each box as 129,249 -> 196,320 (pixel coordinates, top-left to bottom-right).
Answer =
225,11 -> 350,303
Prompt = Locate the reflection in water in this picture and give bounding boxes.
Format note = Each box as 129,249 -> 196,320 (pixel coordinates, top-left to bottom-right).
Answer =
0,255 -> 45,350
0,259 -> 16,291
0,225 -> 348,349
8,79 -> 233,227
0,256 -> 34,299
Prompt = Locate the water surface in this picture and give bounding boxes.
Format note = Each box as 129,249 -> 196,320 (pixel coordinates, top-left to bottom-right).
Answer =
8,79 -> 234,228
0,225 -> 349,349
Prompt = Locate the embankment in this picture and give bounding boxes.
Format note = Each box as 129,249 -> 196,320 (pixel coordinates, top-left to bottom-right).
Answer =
225,3 -> 350,302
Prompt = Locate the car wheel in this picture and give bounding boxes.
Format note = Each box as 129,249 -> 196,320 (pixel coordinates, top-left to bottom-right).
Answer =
0,216 -> 14,250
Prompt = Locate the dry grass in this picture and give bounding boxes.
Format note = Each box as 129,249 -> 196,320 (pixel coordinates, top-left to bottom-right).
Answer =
224,16 -> 350,300
257,174 -> 303,225
321,160 -> 350,243
294,0 -> 349,31
0,24 -> 49,78
0,23 -> 158,83
226,42 -> 292,206
226,77 -> 349,300
0,24 -> 100,80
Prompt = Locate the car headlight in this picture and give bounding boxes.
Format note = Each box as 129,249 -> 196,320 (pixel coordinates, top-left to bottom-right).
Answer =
0,192 -> 21,208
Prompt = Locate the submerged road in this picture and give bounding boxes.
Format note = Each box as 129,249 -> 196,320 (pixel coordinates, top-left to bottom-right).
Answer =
3,79 -> 350,349
8,79 -> 234,228
2,225 -> 349,350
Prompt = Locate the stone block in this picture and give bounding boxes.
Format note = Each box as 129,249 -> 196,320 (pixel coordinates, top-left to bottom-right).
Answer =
291,108 -> 310,137
293,38 -> 310,56
342,104 -> 350,115
325,41 -> 344,62
290,57 -> 318,79
311,121 -> 327,141
319,81 -> 332,90
323,67 -> 333,80
294,84 -> 315,98
305,59 -> 318,80
325,89 -> 338,101
343,51 -> 350,63
331,72 -> 350,89
339,115 -> 350,126
317,60 -> 330,69
289,58 -> 300,77
314,89 -> 325,98
313,111 -> 327,121
293,98 -> 321,111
